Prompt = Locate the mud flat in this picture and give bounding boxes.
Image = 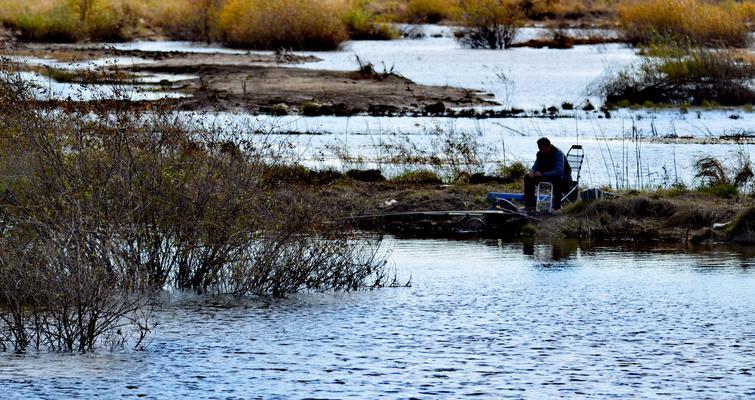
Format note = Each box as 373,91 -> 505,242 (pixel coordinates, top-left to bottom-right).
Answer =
4,43 -> 496,114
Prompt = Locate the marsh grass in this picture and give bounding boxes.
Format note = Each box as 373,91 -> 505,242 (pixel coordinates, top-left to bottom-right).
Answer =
727,207 -> 755,244
693,152 -> 754,198
217,0 -> 349,50
406,0 -> 458,23
0,0 -> 142,42
149,0 -> 223,42
597,46 -> 755,107
618,0 -> 752,48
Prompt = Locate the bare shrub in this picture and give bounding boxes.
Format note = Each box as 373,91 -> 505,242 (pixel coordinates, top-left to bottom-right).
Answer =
0,62 -> 389,351
457,0 -> 524,49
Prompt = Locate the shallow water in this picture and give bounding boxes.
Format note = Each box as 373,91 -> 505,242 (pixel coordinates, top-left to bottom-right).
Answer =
296,33 -> 637,109
2,238 -> 754,399
177,111 -> 754,188
9,27 -> 755,187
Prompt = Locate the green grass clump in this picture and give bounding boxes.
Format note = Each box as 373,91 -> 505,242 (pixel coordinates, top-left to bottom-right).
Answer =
696,183 -> 739,199
391,169 -> 443,185
497,161 -> 527,183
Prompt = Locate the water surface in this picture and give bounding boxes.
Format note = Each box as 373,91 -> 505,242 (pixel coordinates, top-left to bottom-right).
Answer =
2,239 -> 754,398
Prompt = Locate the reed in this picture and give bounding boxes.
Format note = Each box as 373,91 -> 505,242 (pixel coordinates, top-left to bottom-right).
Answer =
0,0 -> 141,42
617,0 -> 751,48
216,0 -> 349,50
406,0 -> 458,23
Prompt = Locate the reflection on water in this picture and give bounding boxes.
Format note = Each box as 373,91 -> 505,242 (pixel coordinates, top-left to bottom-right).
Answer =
1,238 -> 754,399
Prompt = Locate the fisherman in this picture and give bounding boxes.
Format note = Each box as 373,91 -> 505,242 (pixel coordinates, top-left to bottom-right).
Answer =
524,137 -> 572,211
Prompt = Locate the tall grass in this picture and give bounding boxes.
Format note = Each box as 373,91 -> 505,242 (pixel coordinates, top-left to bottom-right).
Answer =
343,0 -> 399,40
149,0 -> 223,42
597,46 -> 755,106
406,0 -> 458,23
618,0 -> 752,48
518,0 -> 610,20
0,0 -> 142,42
216,0 -> 349,50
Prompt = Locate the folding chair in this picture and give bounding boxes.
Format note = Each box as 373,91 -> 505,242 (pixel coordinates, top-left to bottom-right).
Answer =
561,145 -> 584,204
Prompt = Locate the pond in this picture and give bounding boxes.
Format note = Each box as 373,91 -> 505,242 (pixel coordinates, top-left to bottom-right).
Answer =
2,238 -> 754,398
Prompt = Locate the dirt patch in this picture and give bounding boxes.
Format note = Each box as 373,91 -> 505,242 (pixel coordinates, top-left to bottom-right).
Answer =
132,63 -> 494,114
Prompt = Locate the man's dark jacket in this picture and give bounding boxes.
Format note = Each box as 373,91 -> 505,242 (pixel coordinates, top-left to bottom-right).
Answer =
531,146 -> 572,181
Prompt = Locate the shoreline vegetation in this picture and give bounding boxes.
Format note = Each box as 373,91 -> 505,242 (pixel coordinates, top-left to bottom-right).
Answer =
0,1 -> 750,49
0,67 -> 395,352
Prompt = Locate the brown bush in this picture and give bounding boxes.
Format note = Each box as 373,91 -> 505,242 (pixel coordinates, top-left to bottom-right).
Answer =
618,0 -> 751,48
0,62 -> 389,351
216,0 -> 349,50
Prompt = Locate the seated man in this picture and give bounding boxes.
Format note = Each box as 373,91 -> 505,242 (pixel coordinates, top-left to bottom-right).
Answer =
524,138 -> 572,211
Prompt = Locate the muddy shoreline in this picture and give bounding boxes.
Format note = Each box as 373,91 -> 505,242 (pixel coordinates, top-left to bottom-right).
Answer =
4,42 -> 498,115
270,168 -> 755,245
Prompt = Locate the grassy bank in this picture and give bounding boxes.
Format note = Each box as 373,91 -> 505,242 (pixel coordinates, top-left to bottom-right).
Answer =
543,191 -> 755,244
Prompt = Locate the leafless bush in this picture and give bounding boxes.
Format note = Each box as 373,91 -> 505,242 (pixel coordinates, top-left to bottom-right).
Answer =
326,123 -> 494,181
457,0 -> 524,49
0,61 -> 389,351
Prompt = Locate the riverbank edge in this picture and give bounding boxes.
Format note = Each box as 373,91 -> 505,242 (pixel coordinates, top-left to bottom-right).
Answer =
322,178 -> 755,245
